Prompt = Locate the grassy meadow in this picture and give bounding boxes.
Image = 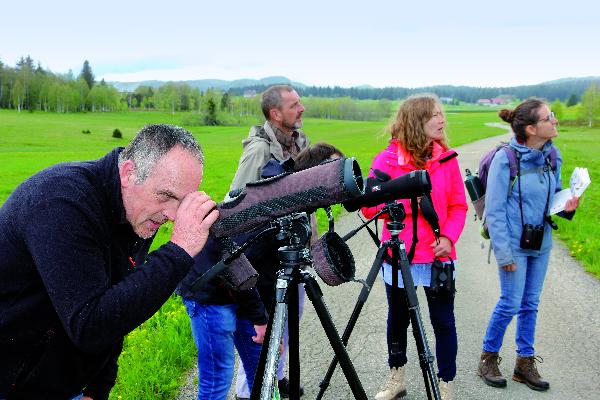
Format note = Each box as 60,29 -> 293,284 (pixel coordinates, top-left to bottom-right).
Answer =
1,107 -> 597,398
553,125 -> 600,276
0,107 -> 505,203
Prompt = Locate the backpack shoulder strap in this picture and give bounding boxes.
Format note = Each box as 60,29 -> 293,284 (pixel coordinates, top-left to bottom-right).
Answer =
501,145 -> 521,197
501,145 -> 519,180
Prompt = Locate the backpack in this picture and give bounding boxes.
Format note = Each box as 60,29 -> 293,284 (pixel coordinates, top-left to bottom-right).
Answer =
465,143 -> 558,238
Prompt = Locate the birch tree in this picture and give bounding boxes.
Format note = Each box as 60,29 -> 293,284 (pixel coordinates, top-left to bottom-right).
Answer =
580,83 -> 600,127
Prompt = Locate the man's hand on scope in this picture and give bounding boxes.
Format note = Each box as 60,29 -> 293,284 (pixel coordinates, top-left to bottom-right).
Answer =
171,191 -> 219,257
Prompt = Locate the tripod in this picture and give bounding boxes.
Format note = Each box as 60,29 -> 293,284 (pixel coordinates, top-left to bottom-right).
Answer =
250,213 -> 368,400
316,202 -> 441,400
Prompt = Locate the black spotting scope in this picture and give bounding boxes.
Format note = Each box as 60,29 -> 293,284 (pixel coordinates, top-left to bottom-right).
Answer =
343,169 -> 431,212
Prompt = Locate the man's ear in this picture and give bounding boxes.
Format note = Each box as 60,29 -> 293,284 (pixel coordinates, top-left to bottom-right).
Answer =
119,159 -> 136,188
269,107 -> 282,122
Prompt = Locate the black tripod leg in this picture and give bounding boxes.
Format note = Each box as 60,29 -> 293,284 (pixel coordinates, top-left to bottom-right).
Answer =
395,241 -> 441,400
316,245 -> 387,400
302,272 -> 368,400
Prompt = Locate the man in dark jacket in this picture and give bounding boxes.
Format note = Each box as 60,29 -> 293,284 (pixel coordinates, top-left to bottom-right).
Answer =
0,124 -> 219,400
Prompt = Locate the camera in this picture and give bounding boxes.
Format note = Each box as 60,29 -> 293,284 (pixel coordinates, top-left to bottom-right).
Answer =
520,224 -> 544,250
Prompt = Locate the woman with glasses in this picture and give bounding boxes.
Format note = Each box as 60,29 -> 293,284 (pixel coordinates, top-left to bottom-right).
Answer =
477,98 -> 580,392
362,93 -> 468,400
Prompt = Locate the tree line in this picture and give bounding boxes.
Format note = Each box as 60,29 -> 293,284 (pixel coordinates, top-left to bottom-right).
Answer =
1,57 -> 598,125
0,57 -> 122,112
228,79 -> 600,104
0,57 -> 394,122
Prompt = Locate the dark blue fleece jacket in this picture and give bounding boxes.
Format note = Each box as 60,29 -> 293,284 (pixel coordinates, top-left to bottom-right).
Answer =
0,148 -> 194,400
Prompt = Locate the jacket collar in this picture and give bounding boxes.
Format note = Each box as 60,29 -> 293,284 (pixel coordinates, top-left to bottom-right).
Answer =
93,147 -> 129,226
241,122 -> 309,162
388,139 -> 453,170
262,121 -> 308,161
510,137 -> 554,166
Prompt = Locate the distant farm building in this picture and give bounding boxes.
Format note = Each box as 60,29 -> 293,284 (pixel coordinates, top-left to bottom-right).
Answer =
243,90 -> 257,98
476,97 -> 508,106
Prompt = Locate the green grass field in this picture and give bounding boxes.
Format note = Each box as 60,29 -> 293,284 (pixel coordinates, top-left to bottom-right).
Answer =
0,108 -> 504,203
553,126 -> 600,276
1,108 -> 596,399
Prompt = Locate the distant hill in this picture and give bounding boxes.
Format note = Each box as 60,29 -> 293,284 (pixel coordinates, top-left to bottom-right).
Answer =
540,76 -> 600,85
108,75 -> 600,103
108,76 -> 306,92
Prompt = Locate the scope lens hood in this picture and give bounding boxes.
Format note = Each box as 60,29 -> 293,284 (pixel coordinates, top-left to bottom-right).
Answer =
343,157 -> 364,197
311,231 -> 355,286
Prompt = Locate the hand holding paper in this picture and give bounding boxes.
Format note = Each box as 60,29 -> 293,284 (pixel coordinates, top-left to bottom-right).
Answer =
563,196 -> 580,212
550,167 -> 590,215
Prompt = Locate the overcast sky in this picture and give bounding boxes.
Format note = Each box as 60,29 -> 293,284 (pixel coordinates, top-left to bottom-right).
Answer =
2,0 -> 599,88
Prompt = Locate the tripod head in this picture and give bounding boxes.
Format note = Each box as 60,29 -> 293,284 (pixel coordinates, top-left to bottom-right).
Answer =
274,212 -> 313,271
274,212 -> 311,249
340,200 -> 406,244
384,202 -> 406,236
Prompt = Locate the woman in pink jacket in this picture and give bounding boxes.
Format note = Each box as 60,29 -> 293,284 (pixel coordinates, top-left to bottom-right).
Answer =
363,94 -> 468,400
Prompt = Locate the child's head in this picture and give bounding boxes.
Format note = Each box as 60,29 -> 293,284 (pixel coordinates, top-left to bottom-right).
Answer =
294,142 -> 344,171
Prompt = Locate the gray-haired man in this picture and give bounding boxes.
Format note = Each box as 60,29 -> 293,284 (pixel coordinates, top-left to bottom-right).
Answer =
0,124 -> 218,399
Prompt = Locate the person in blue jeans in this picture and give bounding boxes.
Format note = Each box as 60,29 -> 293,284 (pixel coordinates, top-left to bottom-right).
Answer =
477,98 -> 580,392
177,229 -> 268,400
182,299 -> 263,399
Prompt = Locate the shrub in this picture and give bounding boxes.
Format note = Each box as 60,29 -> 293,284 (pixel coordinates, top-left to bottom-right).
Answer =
112,128 -> 122,138
82,129 -> 91,134
180,114 -> 204,127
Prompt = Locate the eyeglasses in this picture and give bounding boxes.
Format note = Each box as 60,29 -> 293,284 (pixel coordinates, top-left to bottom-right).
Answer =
537,111 -> 556,123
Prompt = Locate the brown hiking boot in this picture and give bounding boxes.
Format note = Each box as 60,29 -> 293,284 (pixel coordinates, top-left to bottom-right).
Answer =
513,355 -> 550,391
477,351 -> 507,388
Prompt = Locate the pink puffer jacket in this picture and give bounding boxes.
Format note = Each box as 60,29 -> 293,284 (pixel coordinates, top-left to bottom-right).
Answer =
361,140 -> 468,263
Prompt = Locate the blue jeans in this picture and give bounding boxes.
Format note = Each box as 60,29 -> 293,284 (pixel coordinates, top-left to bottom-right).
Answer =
183,299 -> 262,400
384,283 -> 457,382
482,251 -> 551,357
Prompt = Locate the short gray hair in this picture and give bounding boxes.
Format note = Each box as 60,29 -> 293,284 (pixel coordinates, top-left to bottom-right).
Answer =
118,124 -> 204,183
261,85 -> 294,120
